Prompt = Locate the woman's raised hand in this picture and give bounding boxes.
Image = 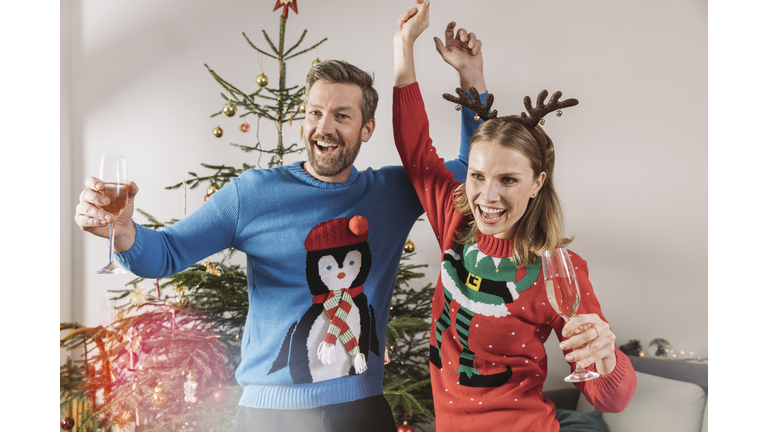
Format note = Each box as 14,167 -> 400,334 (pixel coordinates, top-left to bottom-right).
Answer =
394,0 -> 430,47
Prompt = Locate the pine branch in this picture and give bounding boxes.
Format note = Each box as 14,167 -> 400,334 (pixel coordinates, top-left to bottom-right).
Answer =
164,163 -> 244,191
204,66 -> 278,121
242,32 -> 277,59
259,29 -> 280,56
285,37 -> 328,60
135,209 -> 179,230
383,378 -> 434,417
218,90 -> 278,121
283,29 -> 308,57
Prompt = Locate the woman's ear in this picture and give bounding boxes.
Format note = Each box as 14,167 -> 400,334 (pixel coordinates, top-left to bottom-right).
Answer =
532,171 -> 546,197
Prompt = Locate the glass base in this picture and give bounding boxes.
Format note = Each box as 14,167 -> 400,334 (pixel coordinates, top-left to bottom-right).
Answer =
96,262 -> 127,275
564,369 -> 600,382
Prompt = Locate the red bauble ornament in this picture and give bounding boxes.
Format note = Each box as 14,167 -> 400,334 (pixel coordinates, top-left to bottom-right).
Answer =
212,386 -> 230,405
61,417 -> 75,430
205,194 -> 211,201
397,423 -> 415,432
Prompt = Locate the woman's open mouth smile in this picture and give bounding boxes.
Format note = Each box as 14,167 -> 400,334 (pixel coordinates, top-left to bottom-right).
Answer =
477,205 -> 507,223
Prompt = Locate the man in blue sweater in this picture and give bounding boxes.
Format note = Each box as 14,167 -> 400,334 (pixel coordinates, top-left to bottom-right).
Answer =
74,15 -> 486,432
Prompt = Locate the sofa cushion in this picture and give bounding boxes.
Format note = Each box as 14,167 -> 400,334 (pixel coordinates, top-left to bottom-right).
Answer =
576,371 -> 706,432
555,409 -> 605,432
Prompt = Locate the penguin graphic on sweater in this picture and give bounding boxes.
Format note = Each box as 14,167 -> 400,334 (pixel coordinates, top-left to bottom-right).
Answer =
268,216 -> 380,384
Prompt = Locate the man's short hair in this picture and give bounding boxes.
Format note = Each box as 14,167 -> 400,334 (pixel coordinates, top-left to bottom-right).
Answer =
306,59 -> 378,125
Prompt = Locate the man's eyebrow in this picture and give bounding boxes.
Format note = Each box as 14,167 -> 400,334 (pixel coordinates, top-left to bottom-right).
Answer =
307,103 -> 355,112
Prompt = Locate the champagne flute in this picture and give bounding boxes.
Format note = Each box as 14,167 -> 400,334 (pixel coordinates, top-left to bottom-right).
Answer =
95,155 -> 128,275
541,247 -> 599,382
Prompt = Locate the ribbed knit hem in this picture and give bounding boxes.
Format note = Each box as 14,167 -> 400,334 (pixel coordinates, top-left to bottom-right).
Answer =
238,371 -> 384,410
393,82 -> 422,106
477,232 -> 514,258
581,348 -> 637,412
114,222 -> 148,274
593,348 -> 633,392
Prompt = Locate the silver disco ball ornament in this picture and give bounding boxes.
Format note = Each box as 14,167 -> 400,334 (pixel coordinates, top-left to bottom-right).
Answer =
648,338 -> 672,359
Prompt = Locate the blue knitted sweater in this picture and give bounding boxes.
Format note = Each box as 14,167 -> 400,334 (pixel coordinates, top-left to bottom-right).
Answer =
115,97 -> 484,410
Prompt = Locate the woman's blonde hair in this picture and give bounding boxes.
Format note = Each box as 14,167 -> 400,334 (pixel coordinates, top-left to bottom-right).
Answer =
452,118 -> 572,265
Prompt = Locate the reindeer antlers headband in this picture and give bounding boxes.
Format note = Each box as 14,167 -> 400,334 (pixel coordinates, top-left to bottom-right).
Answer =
444,88 -> 579,172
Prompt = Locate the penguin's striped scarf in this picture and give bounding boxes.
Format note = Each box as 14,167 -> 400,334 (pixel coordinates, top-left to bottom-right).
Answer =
314,286 -> 367,374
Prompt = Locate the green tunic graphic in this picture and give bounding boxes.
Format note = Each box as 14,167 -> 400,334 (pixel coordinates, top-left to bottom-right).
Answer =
430,243 -> 541,387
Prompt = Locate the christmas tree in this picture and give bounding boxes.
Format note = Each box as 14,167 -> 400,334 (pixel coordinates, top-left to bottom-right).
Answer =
60,2 -> 434,431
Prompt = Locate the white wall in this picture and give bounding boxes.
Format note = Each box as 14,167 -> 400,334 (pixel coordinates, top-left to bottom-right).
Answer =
61,0 -> 707,395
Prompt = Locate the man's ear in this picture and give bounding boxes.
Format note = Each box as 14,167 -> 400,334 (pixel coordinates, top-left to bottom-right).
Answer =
361,118 -> 376,143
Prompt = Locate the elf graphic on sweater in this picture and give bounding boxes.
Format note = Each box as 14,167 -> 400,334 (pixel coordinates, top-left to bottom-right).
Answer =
432,242 -> 540,388
269,216 -> 379,384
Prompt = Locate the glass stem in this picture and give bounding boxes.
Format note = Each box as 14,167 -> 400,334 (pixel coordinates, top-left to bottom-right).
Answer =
108,222 -> 115,265
563,316 -> 588,373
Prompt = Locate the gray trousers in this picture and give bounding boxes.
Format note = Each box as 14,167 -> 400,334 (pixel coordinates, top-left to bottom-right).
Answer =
233,394 -> 397,432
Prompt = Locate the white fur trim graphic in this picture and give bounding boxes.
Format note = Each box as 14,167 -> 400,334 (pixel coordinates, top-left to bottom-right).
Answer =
441,262 -> 510,318
507,282 -> 519,300
446,248 -> 461,260
492,257 -> 502,270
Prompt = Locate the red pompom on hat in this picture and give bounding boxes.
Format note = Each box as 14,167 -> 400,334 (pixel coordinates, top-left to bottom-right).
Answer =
305,216 -> 369,252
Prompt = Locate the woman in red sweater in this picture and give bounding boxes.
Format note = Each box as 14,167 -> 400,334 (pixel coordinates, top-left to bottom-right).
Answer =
392,2 -> 636,431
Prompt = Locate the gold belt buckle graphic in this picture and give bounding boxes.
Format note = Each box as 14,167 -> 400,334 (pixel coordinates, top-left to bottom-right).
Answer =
465,274 -> 482,291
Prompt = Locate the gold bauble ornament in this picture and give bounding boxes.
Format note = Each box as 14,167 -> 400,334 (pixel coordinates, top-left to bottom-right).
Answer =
255,72 -> 269,88
298,101 -> 305,113
176,294 -> 190,309
212,126 -> 223,138
206,184 -> 219,195
474,115 -> 481,122
539,119 -> 545,125
222,102 -> 237,117
151,385 -> 168,408
403,239 -> 416,253
312,58 -> 321,67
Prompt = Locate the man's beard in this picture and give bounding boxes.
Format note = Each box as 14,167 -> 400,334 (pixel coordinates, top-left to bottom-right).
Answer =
305,131 -> 362,178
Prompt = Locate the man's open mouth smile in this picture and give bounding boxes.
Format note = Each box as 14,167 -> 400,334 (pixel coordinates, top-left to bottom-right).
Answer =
313,138 -> 341,155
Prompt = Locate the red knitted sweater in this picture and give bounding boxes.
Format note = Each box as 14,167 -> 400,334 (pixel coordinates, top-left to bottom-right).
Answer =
392,83 -> 636,431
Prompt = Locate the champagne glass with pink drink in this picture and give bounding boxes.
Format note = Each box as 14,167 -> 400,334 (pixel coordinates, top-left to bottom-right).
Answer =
541,247 -> 599,382
95,155 -> 128,275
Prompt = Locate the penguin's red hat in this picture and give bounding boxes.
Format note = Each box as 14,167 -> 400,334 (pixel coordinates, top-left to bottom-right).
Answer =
305,216 -> 369,252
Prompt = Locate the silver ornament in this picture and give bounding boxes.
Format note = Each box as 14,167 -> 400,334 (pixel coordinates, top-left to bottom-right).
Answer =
648,338 -> 672,359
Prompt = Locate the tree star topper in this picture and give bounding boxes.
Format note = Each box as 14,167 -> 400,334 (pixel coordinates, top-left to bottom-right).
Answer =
274,0 -> 298,18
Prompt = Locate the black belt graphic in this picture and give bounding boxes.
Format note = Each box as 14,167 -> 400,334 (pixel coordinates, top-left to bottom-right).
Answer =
444,252 -> 516,304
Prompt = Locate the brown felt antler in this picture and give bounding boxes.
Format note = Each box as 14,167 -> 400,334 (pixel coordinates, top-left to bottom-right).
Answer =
443,87 -> 579,172
516,90 -> 579,128
442,87 -> 498,121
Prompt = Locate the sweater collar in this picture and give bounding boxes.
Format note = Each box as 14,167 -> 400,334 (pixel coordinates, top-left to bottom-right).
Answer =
476,232 -> 515,258
286,161 -> 359,189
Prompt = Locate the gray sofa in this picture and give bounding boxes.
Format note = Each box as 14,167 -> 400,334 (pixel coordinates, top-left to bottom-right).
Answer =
544,356 -> 708,432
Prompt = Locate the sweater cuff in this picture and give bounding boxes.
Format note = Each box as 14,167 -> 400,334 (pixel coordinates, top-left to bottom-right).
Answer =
114,221 -> 147,269
592,348 -> 635,392
393,82 -> 423,106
